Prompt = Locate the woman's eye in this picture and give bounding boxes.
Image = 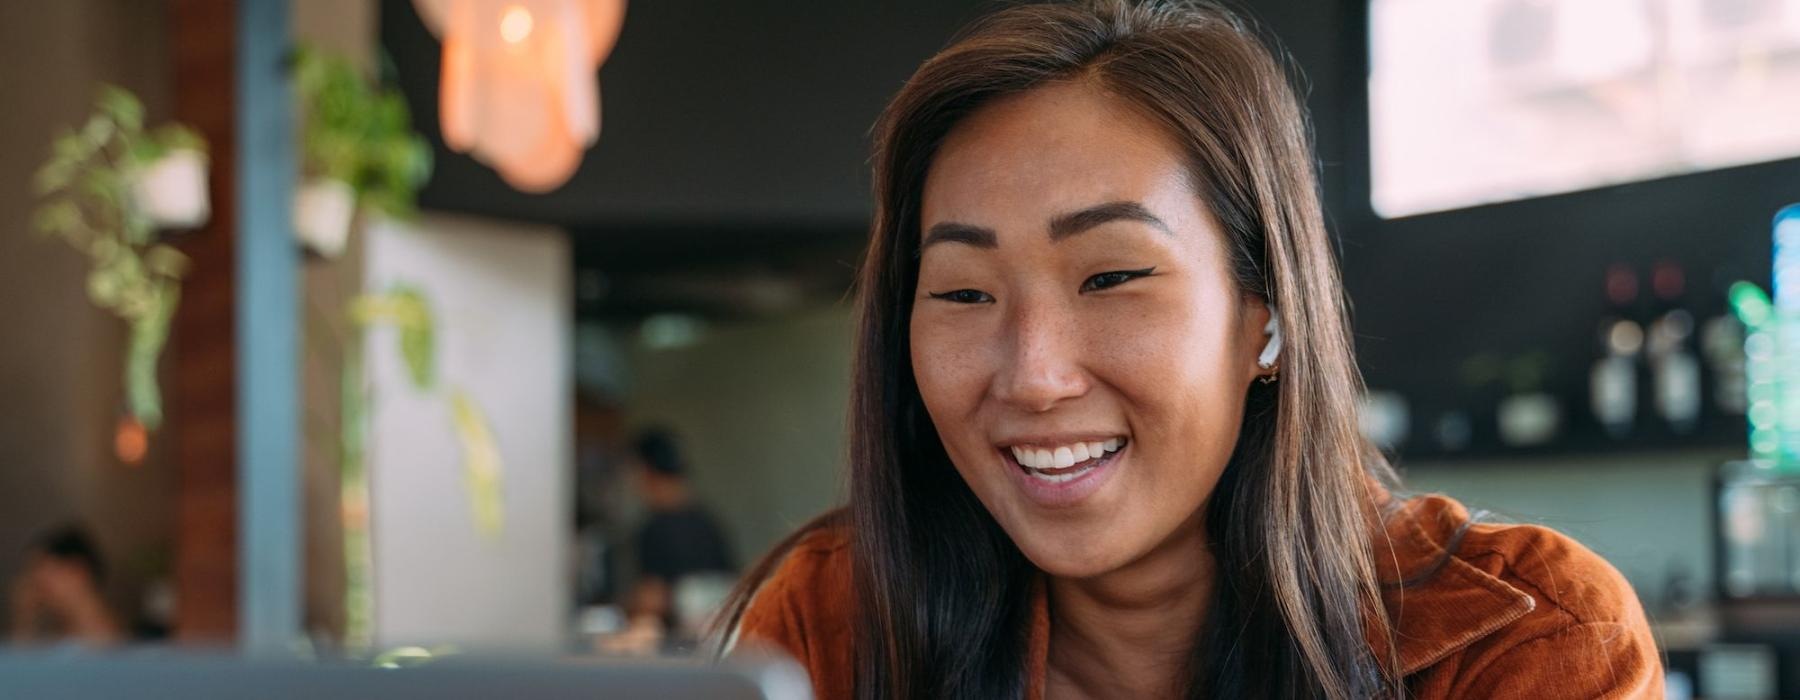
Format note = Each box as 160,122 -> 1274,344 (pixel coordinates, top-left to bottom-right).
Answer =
1081,267 -> 1157,293
927,289 -> 994,304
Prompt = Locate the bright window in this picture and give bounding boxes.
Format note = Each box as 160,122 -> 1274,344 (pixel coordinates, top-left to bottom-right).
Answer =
1370,0 -> 1800,218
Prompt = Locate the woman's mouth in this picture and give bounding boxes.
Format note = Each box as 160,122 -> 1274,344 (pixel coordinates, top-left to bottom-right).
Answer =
1006,437 -> 1126,484
997,436 -> 1128,507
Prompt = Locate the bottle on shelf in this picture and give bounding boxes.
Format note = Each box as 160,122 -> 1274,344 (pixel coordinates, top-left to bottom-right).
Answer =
1647,260 -> 1702,435
1701,309 -> 1748,417
1591,263 -> 1641,439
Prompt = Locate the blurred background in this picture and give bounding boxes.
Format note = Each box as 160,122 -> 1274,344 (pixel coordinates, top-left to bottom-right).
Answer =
0,0 -> 1796,697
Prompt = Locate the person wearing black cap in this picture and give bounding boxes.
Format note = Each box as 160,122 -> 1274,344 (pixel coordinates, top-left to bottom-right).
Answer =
611,427 -> 733,653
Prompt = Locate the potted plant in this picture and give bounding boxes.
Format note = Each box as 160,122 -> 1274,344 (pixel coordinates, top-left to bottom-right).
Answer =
33,85 -> 208,431
130,124 -> 210,230
290,45 -> 433,258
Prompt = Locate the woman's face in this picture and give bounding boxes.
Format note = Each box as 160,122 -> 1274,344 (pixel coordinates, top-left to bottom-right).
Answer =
910,81 -> 1270,579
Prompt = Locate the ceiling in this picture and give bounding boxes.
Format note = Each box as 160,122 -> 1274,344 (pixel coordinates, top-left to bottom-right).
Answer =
378,0 -> 993,320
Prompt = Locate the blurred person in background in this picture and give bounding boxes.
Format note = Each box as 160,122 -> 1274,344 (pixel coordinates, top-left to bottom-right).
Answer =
572,389 -> 626,610
604,427 -> 734,654
8,524 -> 122,648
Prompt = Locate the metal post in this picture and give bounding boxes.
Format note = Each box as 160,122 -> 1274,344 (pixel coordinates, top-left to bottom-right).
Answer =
236,0 -> 299,656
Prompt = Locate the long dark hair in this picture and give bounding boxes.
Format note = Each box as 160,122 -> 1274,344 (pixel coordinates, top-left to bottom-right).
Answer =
719,2 -> 1405,697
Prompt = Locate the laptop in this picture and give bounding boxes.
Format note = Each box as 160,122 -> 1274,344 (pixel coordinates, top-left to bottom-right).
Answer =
0,652 -> 812,700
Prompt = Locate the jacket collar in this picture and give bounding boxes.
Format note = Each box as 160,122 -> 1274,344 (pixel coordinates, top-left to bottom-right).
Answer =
1373,493 -> 1536,675
1019,493 -> 1535,699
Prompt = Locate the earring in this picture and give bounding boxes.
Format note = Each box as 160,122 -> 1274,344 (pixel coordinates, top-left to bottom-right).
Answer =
1259,368 -> 1279,384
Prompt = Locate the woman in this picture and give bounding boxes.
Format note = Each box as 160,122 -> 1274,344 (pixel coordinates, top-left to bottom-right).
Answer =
721,1 -> 1661,698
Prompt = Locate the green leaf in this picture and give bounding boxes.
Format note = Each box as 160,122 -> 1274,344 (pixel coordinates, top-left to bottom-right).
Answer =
289,44 -> 327,94
80,114 -> 115,149
52,129 -> 86,161
34,159 -> 74,195
129,137 -> 167,167
91,237 -> 120,260
449,389 -> 505,539
346,286 -> 436,390
362,190 -> 414,220
143,245 -> 190,279
374,94 -> 407,131
96,84 -> 145,133
154,124 -> 207,155
80,169 -> 123,209
32,200 -> 80,236
112,253 -> 145,287
88,268 -> 123,308
123,208 -> 156,246
398,313 -> 435,390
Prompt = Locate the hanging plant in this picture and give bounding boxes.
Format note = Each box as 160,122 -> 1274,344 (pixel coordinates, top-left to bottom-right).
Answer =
349,284 -> 436,390
338,283 -> 435,648
290,45 -> 433,257
346,283 -> 509,537
336,283 -> 508,645
32,85 -> 209,431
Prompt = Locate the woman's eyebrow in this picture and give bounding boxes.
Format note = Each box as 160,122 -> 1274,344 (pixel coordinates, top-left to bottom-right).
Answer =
1048,200 -> 1171,241
919,200 -> 1168,254
920,222 -> 998,252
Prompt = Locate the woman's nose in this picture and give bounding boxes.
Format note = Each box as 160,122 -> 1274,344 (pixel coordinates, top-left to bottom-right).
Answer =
991,301 -> 1089,412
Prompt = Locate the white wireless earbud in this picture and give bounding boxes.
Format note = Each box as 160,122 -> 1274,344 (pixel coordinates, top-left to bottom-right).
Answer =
1257,304 -> 1282,369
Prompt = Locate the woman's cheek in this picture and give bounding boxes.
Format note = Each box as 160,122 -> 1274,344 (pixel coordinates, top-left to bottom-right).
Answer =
911,314 -> 987,412
1084,293 -> 1195,375
1085,292 -> 1241,436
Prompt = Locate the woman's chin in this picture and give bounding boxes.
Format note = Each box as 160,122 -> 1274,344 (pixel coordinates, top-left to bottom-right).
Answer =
1012,531 -> 1135,580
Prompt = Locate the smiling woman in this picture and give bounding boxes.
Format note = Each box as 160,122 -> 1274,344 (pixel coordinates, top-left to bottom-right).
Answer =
716,2 -> 1661,699
910,83 -> 1272,584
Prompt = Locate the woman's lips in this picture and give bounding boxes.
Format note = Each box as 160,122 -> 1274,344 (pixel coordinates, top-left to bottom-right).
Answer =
999,437 -> 1127,507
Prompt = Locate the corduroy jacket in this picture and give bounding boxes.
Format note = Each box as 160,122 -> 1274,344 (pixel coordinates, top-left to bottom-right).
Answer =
738,493 -> 1662,699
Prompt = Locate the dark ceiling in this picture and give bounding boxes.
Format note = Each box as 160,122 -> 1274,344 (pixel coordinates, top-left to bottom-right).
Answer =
379,0 -> 999,319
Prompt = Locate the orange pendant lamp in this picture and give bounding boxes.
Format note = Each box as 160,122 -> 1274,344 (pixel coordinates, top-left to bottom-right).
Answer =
411,0 -> 626,192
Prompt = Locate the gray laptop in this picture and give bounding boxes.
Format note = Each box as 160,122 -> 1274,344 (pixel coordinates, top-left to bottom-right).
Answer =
0,653 -> 812,699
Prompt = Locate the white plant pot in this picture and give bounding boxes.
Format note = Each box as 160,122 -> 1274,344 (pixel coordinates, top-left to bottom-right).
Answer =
294,177 -> 356,258
131,149 -> 210,229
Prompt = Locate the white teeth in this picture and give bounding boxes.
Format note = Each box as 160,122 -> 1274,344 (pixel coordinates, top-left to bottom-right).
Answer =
1026,467 -> 1088,484
1008,438 -> 1127,472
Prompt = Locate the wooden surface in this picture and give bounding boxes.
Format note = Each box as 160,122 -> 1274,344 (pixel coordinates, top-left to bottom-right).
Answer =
169,0 -> 239,643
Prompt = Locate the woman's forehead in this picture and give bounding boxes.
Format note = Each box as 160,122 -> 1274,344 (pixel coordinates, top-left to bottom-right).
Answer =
920,82 -> 1196,236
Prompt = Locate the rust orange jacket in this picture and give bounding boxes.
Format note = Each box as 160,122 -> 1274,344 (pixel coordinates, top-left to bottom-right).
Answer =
737,493 -> 1662,699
